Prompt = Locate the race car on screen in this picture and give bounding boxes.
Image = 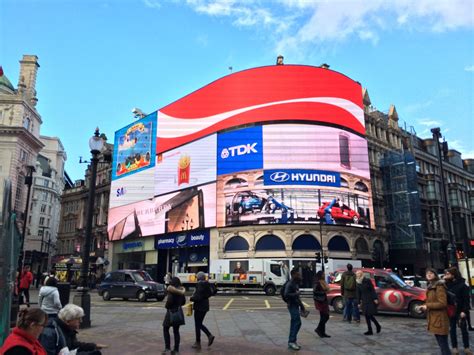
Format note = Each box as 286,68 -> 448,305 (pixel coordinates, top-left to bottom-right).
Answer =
317,199 -> 360,224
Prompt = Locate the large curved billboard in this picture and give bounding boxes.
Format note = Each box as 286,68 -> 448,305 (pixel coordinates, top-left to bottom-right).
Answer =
108,65 -> 374,241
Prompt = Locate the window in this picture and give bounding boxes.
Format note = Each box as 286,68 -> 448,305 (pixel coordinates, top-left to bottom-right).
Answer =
23,117 -> 30,130
15,173 -> 25,210
38,229 -> 44,237
270,264 -> 282,277
41,204 -> 46,213
39,217 -> 45,226
43,179 -> 49,187
124,274 -> 134,283
20,149 -> 28,162
42,192 -> 48,201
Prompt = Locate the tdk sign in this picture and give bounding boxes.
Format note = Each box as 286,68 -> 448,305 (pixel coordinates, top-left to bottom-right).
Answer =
217,126 -> 263,175
221,143 -> 258,159
264,169 -> 341,187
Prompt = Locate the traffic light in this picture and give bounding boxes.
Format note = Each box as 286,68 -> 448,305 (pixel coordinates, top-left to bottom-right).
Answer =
315,252 -> 321,263
324,256 -> 329,264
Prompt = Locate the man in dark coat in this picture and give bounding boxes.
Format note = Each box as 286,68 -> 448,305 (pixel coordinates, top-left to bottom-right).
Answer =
190,272 -> 215,350
40,304 -> 102,355
284,269 -> 306,351
340,263 -> 360,323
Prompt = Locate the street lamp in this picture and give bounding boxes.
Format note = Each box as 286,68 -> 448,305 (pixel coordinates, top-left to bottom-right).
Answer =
431,127 -> 457,267
73,128 -> 105,328
181,214 -> 193,272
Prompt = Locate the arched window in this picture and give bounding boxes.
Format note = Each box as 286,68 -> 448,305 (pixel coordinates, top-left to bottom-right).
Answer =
224,236 -> 249,252
340,178 -> 349,188
292,234 -> 321,251
327,235 -> 350,251
255,235 -> 285,251
355,181 -> 369,192
254,175 -> 264,186
224,177 -> 248,190
355,238 -> 369,253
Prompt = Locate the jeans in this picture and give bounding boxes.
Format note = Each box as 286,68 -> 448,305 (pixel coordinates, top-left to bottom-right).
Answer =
365,314 -> 380,333
194,310 -> 211,343
316,312 -> 330,335
450,316 -> 470,349
163,325 -> 180,351
435,334 -> 451,355
343,297 -> 360,321
288,304 -> 302,344
19,288 -> 30,305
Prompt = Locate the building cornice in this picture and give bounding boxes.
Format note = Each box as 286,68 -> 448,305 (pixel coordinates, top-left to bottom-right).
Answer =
0,126 -> 44,150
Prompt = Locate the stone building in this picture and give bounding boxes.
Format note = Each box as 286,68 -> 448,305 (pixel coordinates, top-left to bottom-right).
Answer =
55,144 -> 112,277
0,56 -> 43,229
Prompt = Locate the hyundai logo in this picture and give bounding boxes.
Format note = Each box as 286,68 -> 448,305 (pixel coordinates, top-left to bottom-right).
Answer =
270,172 -> 290,183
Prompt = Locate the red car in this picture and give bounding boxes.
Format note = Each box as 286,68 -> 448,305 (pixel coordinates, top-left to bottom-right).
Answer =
327,268 -> 427,318
317,201 -> 360,224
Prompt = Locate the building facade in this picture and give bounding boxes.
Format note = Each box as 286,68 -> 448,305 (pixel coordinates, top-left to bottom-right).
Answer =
55,144 -> 112,280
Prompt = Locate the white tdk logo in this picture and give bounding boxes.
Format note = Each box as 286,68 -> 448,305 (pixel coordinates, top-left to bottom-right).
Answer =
221,143 -> 258,159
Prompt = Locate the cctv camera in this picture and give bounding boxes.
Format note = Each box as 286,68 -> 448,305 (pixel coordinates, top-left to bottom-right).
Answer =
131,107 -> 147,118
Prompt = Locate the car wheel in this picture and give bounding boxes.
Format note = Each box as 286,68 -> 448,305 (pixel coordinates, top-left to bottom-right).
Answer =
352,216 -> 359,224
156,296 -> 165,302
409,301 -> 425,319
102,290 -> 111,301
332,296 -> 344,313
264,284 -> 276,296
137,290 -> 147,302
123,298 -> 129,301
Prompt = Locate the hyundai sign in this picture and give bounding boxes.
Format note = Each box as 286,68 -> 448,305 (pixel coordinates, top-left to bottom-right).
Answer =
264,169 -> 340,187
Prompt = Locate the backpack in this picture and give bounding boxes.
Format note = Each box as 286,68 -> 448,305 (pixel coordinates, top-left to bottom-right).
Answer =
280,281 -> 289,302
344,274 -> 356,291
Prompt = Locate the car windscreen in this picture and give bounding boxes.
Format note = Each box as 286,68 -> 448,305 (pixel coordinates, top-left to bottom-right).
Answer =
132,271 -> 153,282
390,273 -> 409,288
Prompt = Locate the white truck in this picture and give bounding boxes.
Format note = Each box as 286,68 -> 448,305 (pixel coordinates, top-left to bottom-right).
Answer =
175,259 -> 287,296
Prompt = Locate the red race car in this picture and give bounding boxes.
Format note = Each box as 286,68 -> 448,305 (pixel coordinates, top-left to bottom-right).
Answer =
327,268 -> 427,318
317,201 -> 361,224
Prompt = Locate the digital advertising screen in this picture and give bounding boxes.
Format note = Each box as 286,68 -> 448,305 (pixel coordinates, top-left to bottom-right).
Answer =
108,65 -> 374,241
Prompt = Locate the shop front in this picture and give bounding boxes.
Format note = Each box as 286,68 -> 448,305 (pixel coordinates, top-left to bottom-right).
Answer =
112,237 -> 159,280
155,229 -> 210,282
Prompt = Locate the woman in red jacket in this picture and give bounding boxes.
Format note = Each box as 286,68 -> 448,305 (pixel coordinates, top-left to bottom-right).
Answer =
0,308 -> 48,355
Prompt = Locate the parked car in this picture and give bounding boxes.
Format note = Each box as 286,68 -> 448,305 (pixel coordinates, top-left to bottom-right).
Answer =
230,191 -> 268,214
98,270 -> 166,302
317,201 -> 361,224
327,268 -> 427,318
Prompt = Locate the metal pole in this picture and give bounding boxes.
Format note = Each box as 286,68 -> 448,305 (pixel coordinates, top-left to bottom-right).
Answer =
431,128 -> 457,267
74,131 -> 100,329
318,190 -> 325,272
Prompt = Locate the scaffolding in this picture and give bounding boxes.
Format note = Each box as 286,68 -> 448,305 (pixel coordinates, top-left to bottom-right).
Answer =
381,151 -> 423,250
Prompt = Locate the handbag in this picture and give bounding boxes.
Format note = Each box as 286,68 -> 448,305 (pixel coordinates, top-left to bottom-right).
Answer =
313,291 -> 327,302
185,302 -> 193,317
169,307 -> 185,326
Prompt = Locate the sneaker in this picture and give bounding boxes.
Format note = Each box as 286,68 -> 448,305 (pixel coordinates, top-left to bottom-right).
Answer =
191,343 -> 201,349
364,331 -> 373,336
464,348 -> 473,355
376,325 -> 381,334
288,343 -> 300,351
208,335 -> 215,347
354,319 -> 360,323
323,334 -> 331,338
314,328 -> 324,338
162,349 -> 171,354
451,349 -> 459,355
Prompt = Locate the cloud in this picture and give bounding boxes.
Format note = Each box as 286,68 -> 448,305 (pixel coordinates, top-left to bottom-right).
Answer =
465,65 -> 474,72
143,0 -> 162,8
417,119 -> 441,127
177,0 -> 473,56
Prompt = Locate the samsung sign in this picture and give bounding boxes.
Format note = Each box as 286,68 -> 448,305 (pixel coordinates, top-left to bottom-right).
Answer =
155,229 -> 210,249
264,169 -> 341,187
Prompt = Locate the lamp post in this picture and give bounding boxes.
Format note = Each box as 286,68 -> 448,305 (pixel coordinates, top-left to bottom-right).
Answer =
181,214 -> 193,272
431,128 -> 457,267
73,128 -> 104,328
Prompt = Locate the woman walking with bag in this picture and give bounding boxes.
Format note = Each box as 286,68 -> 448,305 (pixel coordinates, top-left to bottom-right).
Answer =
190,272 -> 215,349
418,268 -> 450,355
356,270 -> 381,335
313,270 -> 331,338
162,277 -> 186,354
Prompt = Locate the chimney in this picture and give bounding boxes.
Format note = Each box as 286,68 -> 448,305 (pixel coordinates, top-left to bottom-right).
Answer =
18,55 -> 40,106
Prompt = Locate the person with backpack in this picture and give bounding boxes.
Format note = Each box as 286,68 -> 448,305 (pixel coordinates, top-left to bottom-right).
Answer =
340,264 -> 360,323
444,267 -> 472,355
283,268 -> 307,351
418,268 -> 450,355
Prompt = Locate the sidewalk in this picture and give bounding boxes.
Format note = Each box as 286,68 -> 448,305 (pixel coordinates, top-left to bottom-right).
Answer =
26,289 -> 462,354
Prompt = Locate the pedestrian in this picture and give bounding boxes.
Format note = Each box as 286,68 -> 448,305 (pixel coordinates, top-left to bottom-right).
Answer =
418,268 -> 450,355
40,304 -> 105,355
164,272 -> 171,286
444,267 -> 472,355
162,276 -> 186,354
340,263 -> 360,323
283,268 -> 307,351
190,272 -> 215,349
19,265 -> 34,307
313,270 -> 331,338
356,270 -> 381,335
0,308 -> 48,355
39,276 -> 62,318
